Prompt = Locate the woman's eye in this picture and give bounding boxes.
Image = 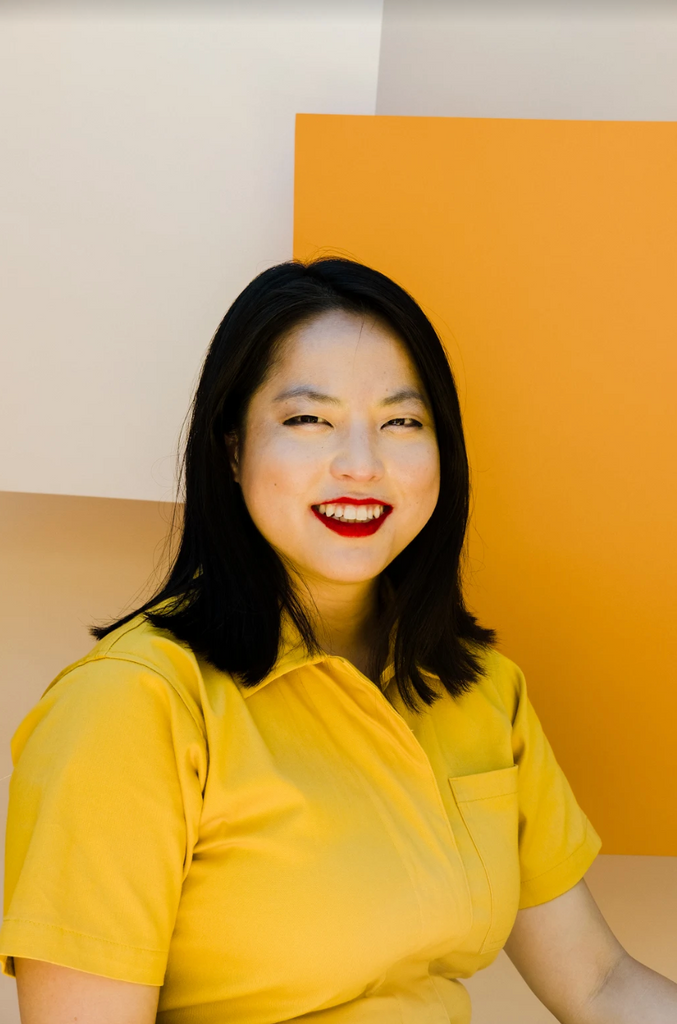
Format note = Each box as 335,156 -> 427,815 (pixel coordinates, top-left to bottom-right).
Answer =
283,415 -> 422,428
283,415 -> 328,426
385,417 -> 422,428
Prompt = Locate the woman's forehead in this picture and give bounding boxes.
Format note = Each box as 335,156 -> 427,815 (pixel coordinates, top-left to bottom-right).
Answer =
285,308 -> 400,348
266,311 -> 421,387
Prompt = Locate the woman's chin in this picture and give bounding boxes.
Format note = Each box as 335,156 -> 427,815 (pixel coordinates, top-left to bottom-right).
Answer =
291,558 -> 387,588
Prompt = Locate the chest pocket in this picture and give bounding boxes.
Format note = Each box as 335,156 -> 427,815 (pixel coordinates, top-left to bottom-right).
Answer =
448,764 -> 520,954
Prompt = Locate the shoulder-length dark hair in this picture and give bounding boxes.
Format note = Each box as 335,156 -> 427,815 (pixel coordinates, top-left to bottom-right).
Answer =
91,257 -> 498,712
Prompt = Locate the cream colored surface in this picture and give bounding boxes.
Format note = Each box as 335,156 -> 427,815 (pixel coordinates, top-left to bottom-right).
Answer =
0,1 -> 384,501
1,492 -> 675,1021
377,0 -> 677,119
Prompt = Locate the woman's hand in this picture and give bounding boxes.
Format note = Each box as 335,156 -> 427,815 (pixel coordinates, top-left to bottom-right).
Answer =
504,877 -> 677,1023
14,957 -> 160,1024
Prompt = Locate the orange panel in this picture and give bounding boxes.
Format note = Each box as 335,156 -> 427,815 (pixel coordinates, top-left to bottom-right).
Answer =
294,114 -> 677,855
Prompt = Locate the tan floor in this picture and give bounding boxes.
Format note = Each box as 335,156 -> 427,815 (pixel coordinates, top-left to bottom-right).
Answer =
1,492 -> 675,1021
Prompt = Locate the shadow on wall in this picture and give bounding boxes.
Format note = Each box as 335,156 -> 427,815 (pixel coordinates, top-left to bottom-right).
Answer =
0,489 -> 179,1022
0,489 -> 177,776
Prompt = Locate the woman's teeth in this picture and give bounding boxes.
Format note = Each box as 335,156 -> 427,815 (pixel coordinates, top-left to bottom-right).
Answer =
318,503 -> 385,522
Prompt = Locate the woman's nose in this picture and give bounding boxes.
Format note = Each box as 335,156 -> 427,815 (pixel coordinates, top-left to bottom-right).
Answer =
329,424 -> 384,481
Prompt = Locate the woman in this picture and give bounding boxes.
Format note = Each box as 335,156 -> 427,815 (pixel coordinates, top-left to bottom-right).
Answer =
1,258 -> 675,1023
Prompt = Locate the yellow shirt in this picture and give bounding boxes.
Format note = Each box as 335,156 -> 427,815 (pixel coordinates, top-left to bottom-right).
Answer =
0,611 -> 601,1023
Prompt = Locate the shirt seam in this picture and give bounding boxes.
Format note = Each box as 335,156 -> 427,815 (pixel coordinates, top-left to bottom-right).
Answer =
55,653 -> 206,737
452,775 -> 518,803
451,798 -> 496,953
1,917 -> 166,955
520,821 -> 595,885
481,651 -> 519,723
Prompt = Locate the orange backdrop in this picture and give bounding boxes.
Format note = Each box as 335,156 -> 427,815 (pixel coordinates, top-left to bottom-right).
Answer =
294,114 -> 677,855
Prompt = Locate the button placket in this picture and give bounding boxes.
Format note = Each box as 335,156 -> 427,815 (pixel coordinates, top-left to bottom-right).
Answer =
331,657 -> 474,939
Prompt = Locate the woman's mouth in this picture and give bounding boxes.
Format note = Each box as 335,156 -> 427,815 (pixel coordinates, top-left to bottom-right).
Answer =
311,500 -> 393,537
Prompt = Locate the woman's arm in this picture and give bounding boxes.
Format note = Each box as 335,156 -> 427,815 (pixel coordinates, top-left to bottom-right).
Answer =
15,957 -> 160,1024
504,877 -> 677,1023
586,953 -> 677,1023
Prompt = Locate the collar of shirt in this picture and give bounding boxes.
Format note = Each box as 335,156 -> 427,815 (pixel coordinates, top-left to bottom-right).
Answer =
234,608 -> 398,700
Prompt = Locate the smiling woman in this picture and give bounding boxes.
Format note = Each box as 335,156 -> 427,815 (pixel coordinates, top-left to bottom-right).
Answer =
2,258 -> 675,1024
85,257 -> 494,705
220,304 -> 443,681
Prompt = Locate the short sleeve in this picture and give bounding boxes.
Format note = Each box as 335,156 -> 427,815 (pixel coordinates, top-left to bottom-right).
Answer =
500,655 -> 602,909
0,656 -> 206,984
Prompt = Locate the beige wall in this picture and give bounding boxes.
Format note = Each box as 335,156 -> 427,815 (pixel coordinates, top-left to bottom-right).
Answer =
377,0 -> 677,119
0,1 -> 384,502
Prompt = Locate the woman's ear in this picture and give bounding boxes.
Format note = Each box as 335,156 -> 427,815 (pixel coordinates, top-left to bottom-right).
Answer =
224,431 -> 240,483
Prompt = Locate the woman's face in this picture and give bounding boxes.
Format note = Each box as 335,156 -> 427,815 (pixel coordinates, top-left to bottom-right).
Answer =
228,309 -> 440,589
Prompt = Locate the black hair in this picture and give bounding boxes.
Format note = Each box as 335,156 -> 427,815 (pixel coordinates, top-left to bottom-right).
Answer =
91,257 -> 498,712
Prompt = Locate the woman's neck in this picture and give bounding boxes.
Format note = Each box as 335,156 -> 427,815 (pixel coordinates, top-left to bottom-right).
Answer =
296,575 -> 381,675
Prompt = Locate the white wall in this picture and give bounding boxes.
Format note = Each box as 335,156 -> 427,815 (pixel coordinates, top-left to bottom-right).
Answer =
377,0 -> 677,119
5,0 -> 674,504
0,1 -> 384,502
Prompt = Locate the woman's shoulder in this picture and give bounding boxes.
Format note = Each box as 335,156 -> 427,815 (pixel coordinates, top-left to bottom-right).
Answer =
38,611 -> 208,729
455,641 -> 528,719
87,609 -> 200,680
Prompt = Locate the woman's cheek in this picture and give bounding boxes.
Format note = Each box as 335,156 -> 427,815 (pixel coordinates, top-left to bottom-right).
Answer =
249,449 -> 315,527
397,442 -> 440,497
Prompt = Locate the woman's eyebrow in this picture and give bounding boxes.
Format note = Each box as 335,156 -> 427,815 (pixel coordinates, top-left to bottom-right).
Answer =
380,388 -> 428,408
272,386 -> 427,407
273,386 -> 341,405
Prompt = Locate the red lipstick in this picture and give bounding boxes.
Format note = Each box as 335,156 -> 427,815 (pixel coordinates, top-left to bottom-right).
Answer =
311,497 -> 393,538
